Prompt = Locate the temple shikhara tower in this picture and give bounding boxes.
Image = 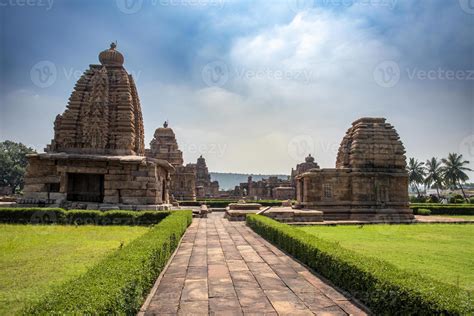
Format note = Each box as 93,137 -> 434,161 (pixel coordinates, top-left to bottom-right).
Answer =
22,43 -> 173,208
146,122 -> 197,201
195,155 -> 219,198
295,118 -> 413,221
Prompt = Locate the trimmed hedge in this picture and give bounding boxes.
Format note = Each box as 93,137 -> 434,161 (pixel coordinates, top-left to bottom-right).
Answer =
0,208 -> 170,225
23,210 -> 192,315
246,214 -> 473,315
417,208 -> 431,216
410,204 -> 474,215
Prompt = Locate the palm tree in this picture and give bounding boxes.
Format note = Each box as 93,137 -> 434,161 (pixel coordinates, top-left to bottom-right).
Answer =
407,158 -> 426,197
441,153 -> 472,201
425,157 -> 444,199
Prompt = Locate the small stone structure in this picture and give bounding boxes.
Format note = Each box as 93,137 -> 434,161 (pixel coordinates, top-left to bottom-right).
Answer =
291,154 -> 320,186
295,118 -> 413,221
22,44 -> 173,209
234,176 -> 294,200
195,155 -> 219,198
146,122 -> 196,201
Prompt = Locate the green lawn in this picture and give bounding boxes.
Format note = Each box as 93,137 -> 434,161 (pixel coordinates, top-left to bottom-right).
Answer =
0,224 -> 149,315
299,224 -> 474,291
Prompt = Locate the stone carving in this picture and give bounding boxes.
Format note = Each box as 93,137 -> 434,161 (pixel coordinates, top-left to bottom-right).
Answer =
194,155 -> 219,198
46,43 -> 145,156
23,44 -> 173,208
295,118 -> 413,222
146,122 -> 197,201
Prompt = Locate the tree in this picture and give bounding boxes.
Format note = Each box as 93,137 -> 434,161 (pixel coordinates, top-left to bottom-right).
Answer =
441,153 -> 472,202
407,158 -> 426,197
0,141 -> 36,193
424,157 -> 444,199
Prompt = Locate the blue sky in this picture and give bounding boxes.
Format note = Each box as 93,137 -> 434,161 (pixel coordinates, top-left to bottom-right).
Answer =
0,0 -> 473,176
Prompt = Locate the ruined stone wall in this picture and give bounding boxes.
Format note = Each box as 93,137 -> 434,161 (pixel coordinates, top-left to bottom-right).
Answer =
171,165 -> 196,201
23,154 -> 169,206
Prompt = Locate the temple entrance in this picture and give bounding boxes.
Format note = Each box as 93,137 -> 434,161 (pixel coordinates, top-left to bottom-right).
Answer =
67,173 -> 104,203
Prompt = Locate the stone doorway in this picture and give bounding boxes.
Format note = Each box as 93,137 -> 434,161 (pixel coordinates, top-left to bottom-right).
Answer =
67,173 -> 104,203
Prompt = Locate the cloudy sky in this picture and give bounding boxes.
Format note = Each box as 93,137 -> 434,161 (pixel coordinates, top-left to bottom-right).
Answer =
0,0 -> 473,176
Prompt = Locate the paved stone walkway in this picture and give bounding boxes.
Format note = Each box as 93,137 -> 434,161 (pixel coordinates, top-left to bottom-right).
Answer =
143,213 -> 367,315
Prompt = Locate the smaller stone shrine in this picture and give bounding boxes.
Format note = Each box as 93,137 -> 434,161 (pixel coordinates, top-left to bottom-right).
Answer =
195,155 -> 219,198
146,122 -> 196,201
295,118 -> 414,222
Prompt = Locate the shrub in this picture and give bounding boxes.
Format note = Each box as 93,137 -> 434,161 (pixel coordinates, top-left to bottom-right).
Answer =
409,204 -> 474,215
24,210 -> 192,315
0,208 -> 171,225
0,208 -> 66,224
246,215 -> 472,315
416,208 -> 431,216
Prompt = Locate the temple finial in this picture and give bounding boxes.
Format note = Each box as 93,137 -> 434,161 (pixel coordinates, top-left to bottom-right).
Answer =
163,120 -> 169,128
110,42 -> 117,50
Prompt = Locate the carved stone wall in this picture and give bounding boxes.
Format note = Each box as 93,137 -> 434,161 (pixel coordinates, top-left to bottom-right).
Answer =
46,44 -> 145,156
146,123 -> 197,201
296,118 -> 412,221
23,44 -> 171,207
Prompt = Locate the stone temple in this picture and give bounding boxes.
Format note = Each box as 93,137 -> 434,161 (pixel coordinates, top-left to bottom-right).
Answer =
195,155 -> 219,198
22,43 -> 173,209
295,118 -> 413,221
146,122 -> 196,201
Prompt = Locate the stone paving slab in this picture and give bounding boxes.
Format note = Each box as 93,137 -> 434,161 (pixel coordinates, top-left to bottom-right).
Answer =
143,213 -> 368,315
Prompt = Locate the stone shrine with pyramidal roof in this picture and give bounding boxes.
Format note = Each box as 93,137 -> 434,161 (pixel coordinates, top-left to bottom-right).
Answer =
22,44 -> 174,209
295,118 -> 413,221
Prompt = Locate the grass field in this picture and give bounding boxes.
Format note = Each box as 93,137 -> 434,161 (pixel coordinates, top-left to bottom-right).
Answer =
0,224 -> 149,315
299,224 -> 474,291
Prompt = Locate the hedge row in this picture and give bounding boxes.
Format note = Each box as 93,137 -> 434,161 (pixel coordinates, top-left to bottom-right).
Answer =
410,204 -> 474,215
24,210 -> 192,315
0,208 -> 170,225
178,199 -> 283,207
246,214 -> 472,315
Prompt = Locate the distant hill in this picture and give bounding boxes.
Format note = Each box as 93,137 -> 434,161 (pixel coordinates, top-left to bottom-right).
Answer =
210,172 -> 290,190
